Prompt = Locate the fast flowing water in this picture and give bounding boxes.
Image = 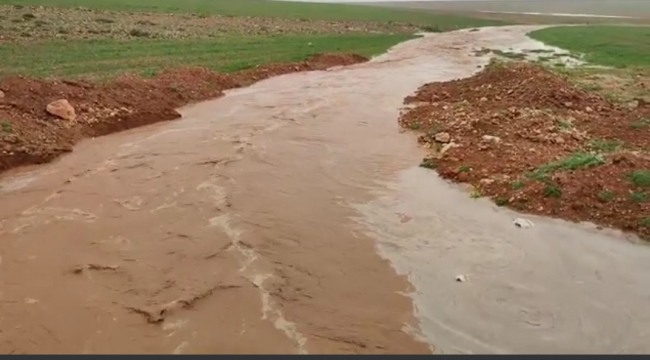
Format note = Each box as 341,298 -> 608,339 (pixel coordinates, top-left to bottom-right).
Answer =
1,26 -> 650,354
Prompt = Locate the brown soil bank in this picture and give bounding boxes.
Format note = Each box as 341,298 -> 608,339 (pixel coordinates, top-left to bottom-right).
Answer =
0,53 -> 366,173
400,62 -> 650,239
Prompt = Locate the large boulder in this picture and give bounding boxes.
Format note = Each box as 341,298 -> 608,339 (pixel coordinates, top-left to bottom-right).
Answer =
46,99 -> 76,121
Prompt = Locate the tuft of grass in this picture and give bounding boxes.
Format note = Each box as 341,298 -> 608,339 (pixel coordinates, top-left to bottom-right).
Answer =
627,170 -> 650,188
556,119 -> 574,130
140,68 -> 158,78
419,158 -> 437,170
470,189 -> 482,199
599,190 -> 615,202
495,197 -> 508,206
588,139 -> 623,153
459,165 -> 471,173
129,28 -> 151,38
529,26 -> 650,68
544,184 -> 563,198
631,118 -> 650,129
407,122 -> 421,130
421,25 -> 442,33
630,192 -> 647,203
1,121 -> 13,133
641,218 -> 650,228
22,13 -> 36,20
510,180 -> 525,190
528,152 -> 606,182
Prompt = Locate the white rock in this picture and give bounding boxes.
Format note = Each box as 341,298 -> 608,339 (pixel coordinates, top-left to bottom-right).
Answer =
482,135 -> 501,143
455,275 -> 467,283
440,142 -> 459,156
513,218 -> 535,229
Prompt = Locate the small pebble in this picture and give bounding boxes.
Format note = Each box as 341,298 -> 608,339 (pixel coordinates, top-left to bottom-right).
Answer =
455,275 -> 467,283
513,218 -> 535,229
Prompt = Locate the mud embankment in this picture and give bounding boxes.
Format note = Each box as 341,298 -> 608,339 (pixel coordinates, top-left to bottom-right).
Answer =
400,62 -> 650,239
0,53 -> 367,173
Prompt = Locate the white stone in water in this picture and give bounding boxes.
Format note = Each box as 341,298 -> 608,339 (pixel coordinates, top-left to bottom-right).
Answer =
513,218 -> 535,229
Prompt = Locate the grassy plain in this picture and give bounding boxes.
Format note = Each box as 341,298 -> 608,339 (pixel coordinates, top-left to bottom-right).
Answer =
0,0 -> 507,28
529,26 -> 650,68
0,0 -> 508,79
0,33 -> 413,79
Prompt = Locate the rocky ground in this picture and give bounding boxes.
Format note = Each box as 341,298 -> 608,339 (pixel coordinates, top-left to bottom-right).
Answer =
400,62 -> 650,239
0,5 -> 419,42
0,53 -> 367,173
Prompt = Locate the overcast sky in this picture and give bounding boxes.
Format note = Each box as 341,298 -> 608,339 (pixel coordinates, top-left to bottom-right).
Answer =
276,0 -> 480,3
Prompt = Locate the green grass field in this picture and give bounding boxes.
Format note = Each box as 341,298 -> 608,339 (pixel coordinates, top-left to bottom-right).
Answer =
0,0 -> 508,80
0,0 -> 506,29
0,33 -> 414,79
529,26 -> 650,68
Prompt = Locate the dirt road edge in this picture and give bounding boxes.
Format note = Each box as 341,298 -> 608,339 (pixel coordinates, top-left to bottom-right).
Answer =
0,53 -> 367,174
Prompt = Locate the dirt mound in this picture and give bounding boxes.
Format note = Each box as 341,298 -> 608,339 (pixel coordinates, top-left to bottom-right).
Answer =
406,62 -> 605,111
400,62 -> 650,239
0,53 -> 368,173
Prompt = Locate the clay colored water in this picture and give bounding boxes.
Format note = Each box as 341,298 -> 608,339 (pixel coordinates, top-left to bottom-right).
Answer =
1,26 -> 650,354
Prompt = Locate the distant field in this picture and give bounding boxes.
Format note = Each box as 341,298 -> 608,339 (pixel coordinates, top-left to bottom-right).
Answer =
0,33 -> 414,79
0,0 -> 509,80
371,0 -> 650,19
0,0 -> 507,29
529,26 -> 650,68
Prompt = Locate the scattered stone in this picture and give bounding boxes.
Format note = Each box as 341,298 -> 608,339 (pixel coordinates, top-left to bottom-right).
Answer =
0,90 -> 5,99
513,218 -> 535,229
2,134 -> 18,144
434,132 -> 451,143
72,263 -> 119,274
479,178 -> 495,185
482,135 -> 501,143
480,97 -> 488,102
46,99 -> 76,121
564,102 -> 573,108
439,142 -> 458,157
585,106 -> 593,113
455,275 -> 467,283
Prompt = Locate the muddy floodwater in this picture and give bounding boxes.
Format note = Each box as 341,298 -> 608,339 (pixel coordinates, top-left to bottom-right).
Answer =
2,26 -> 650,354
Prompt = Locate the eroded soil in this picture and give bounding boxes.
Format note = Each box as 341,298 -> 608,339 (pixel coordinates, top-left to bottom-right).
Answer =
3,24 -> 650,355
0,5 -> 419,42
0,53 -> 367,173
400,62 -> 650,238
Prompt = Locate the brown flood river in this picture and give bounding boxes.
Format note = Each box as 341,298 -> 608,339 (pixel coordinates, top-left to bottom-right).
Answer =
1,26 -> 650,354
